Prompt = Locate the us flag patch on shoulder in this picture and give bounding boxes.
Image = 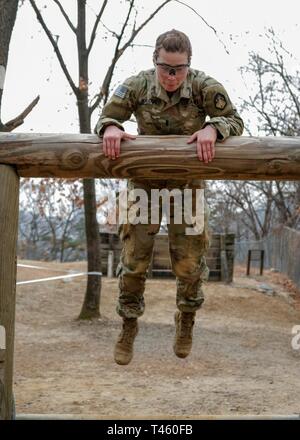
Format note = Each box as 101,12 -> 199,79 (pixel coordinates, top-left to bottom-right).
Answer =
114,84 -> 128,99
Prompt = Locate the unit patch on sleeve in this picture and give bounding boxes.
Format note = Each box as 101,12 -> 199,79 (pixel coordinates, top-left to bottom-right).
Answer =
114,84 -> 128,99
214,93 -> 227,110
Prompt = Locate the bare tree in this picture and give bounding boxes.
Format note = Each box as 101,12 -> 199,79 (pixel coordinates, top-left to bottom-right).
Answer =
0,0 -> 18,130
28,0 -> 176,319
208,29 -> 300,240
19,178 -> 86,261
0,0 -> 39,131
207,180 -> 274,240
239,28 -> 300,231
240,28 -> 300,137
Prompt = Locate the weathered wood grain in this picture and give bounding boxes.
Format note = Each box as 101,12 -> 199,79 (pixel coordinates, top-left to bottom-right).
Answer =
0,133 -> 299,180
0,165 -> 19,420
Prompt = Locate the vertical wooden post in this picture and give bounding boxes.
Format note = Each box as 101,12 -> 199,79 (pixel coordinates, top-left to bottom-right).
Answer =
225,233 -> 235,283
247,250 -> 252,276
107,250 -> 114,278
260,250 -> 265,276
220,234 -> 230,283
0,165 -> 19,420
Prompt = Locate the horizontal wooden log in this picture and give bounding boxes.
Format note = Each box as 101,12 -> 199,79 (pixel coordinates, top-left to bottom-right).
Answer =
0,133 -> 300,180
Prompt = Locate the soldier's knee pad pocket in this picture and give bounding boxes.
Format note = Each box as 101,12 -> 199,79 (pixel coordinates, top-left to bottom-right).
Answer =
120,223 -> 154,260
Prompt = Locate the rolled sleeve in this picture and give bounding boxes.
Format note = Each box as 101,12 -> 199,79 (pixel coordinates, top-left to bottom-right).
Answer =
94,117 -> 125,136
202,113 -> 244,140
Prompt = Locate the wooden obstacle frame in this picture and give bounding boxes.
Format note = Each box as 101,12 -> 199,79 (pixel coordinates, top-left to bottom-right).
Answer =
0,133 -> 299,419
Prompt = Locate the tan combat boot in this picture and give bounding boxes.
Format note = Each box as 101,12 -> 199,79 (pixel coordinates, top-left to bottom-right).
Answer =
114,318 -> 138,365
173,311 -> 196,358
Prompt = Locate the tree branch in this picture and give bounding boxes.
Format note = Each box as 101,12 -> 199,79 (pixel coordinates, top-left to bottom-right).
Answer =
99,19 -> 118,39
275,181 -> 292,218
90,0 -> 137,113
119,0 -> 171,56
173,0 -> 230,54
2,95 -> 40,131
87,0 -> 109,55
52,0 -> 76,34
257,54 -> 300,117
225,183 -> 262,238
29,0 -> 78,96
90,0 -> 172,114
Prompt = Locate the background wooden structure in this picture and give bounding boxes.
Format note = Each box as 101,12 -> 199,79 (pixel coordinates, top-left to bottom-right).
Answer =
235,227 -> 300,288
100,231 -> 235,282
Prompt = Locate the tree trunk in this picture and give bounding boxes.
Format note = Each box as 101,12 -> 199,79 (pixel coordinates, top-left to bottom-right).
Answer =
0,0 -> 18,129
78,179 -> 102,319
76,0 -> 101,319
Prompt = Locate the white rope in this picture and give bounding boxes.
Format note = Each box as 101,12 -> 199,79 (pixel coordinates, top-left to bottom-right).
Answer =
18,263 -> 77,273
17,272 -> 102,286
17,264 -> 102,285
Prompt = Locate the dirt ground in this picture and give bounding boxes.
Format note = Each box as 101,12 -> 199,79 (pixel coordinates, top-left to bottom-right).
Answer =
14,260 -> 300,418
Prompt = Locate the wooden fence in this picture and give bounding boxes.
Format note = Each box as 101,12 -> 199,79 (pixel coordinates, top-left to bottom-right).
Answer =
235,226 -> 300,289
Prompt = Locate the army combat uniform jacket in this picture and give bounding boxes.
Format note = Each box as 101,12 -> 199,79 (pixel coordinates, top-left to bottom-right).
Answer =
95,67 -> 244,140
95,68 -> 244,319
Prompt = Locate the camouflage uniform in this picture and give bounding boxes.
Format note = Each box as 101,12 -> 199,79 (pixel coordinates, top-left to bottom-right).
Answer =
95,68 -> 244,319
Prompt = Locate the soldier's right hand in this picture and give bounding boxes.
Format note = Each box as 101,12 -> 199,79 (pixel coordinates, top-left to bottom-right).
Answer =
103,125 -> 136,160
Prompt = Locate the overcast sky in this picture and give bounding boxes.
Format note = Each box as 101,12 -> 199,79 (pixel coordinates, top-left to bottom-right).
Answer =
3,0 -> 300,134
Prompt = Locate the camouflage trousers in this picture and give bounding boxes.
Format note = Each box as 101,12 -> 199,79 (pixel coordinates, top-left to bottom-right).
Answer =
116,179 -> 210,319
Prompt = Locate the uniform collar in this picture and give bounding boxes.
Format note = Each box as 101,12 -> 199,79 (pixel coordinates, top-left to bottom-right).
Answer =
150,69 -> 193,103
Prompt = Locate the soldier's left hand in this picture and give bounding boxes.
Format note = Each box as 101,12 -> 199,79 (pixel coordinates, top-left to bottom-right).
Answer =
187,126 -> 217,163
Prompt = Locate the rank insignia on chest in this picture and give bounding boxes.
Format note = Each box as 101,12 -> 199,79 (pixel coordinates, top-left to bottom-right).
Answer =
114,84 -> 128,99
139,98 -> 157,105
214,93 -> 227,110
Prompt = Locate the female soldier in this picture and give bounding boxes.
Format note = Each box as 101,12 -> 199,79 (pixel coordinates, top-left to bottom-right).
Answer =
95,29 -> 243,365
